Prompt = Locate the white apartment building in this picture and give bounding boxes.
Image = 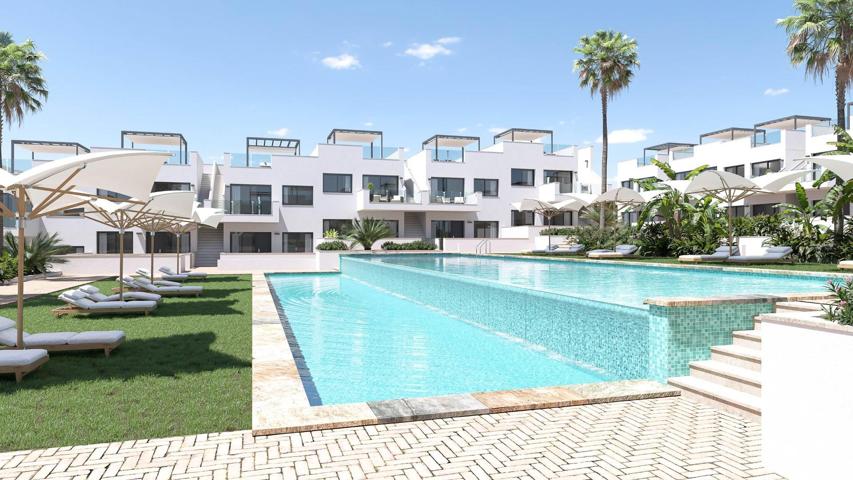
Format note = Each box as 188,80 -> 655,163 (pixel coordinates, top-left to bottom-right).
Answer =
13,127 -> 599,268
615,111 -> 853,219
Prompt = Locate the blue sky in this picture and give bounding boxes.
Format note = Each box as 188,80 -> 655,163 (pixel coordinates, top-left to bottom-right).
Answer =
1,0 -> 839,176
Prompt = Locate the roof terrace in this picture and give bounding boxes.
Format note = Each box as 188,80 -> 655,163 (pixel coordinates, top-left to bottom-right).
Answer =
752,115 -> 831,146
699,127 -> 757,144
641,142 -> 695,165
421,134 -> 480,162
326,128 -> 402,159
121,130 -> 188,165
493,128 -> 554,151
9,139 -> 90,172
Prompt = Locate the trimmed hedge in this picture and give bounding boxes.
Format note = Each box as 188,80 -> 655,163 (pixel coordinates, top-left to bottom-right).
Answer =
316,240 -> 349,251
381,240 -> 437,251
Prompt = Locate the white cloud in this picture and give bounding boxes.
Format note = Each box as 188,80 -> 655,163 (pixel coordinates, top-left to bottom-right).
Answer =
321,53 -> 361,70
364,121 -> 374,127
403,37 -> 460,60
595,128 -> 653,144
381,41 -> 393,48
764,87 -> 789,96
457,127 -> 468,133
267,127 -> 290,137
488,127 -> 506,134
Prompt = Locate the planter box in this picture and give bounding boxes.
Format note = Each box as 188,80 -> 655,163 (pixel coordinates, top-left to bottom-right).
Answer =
761,311 -> 853,480
3,271 -> 62,285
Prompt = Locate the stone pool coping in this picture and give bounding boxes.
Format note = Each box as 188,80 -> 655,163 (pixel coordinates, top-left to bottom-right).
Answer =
251,273 -> 680,436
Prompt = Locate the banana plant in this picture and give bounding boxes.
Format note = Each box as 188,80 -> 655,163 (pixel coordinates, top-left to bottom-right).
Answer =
635,159 -> 710,237
776,182 -> 830,238
813,127 -> 853,236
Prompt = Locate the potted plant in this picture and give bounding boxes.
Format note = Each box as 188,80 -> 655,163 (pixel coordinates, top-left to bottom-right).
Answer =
367,182 -> 375,201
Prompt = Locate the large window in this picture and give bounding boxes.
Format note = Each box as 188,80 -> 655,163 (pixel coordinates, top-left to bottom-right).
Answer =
229,184 -> 271,214
730,206 -> 746,218
97,188 -> 130,200
431,220 -> 465,238
751,159 -> 782,177
323,173 -> 353,193
430,177 -> 464,201
725,165 -> 745,177
323,219 -> 352,235
230,232 -> 272,253
544,170 -> 573,193
474,221 -> 499,238
674,171 -> 690,181
383,220 -> 399,237
97,231 -> 133,254
511,168 -> 535,186
511,210 -> 535,226
282,186 -> 313,206
152,182 -> 191,192
145,232 -> 190,253
283,232 -> 313,253
473,178 -> 499,197
549,212 -> 573,226
362,175 -> 399,196
751,204 -> 778,216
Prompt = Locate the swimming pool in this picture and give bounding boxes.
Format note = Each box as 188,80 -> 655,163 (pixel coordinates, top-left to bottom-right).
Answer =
268,254 -> 830,405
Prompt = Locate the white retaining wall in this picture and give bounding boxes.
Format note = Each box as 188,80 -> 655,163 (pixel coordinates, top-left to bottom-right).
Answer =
56,253 -> 193,276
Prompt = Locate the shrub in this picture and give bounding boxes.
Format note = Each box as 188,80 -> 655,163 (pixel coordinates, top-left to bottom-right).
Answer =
316,240 -> 349,251
823,278 -> 853,325
4,231 -> 70,274
346,218 -> 392,250
546,226 -> 635,251
0,252 -> 17,283
381,240 -> 437,251
731,214 -> 784,237
634,223 -> 673,257
539,227 -> 574,236
323,229 -> 340,239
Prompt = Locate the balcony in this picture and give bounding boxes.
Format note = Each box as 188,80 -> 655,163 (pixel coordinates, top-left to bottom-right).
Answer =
356,189 -> 479,212
121,130 -> 188,165
422,134 -> 480,163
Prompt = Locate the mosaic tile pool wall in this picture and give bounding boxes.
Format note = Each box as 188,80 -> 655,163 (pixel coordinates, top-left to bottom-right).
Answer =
342,256 -> 774,380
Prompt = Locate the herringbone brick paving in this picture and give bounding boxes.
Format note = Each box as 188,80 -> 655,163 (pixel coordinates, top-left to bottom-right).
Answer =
0,397 -> 781,479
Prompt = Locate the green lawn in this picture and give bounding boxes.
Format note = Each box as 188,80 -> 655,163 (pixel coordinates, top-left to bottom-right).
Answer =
0,275 -> 252,452
521,253 -> 844,273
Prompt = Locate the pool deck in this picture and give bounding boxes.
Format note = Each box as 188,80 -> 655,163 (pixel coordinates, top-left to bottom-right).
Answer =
252,273 -> 681,436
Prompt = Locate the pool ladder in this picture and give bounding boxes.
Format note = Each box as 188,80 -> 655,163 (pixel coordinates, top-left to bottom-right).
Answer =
475,239 -> 492,254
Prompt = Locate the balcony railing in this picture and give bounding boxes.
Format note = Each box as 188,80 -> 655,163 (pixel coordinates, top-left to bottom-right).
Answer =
753,130 -> 782,146
229,153 -> 274,168
427,148 -> 465,162
225,200 -> 275,215
362,146 -> 404,160
544,143 -> 575,155
810,124 -> 836,137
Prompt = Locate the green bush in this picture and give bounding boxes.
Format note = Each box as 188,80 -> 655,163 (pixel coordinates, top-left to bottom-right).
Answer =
4,231 -> 70,274
823,277 -> 853,325
0,253 -> 17,283
316,240 -> 349,251
539,227 -> 574,236
381,240 -> 437,250
731,214 -> 784,237
544,226 -> 634,251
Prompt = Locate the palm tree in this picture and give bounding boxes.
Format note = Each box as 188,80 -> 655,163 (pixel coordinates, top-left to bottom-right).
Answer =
574,31 -> 640,228
4,231 -> 69,274
636,159 -> 709,237
779,0 -> 853,131
346,217 -> 392,251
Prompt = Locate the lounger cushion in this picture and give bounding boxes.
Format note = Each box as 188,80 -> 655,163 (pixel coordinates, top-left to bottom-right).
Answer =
119,300 -> 157,309
0,328 -> 28,347
25,332 -> 77,346
158,286 -> 203,293
767,246 -> 793,254
86,301 -> 134,309
68,330 -> 125,345
614,245 -> 638,254
0,316 -> 15,331
64,290 -> 88,300
0,349 -> 48,367
78,285 -> 100,294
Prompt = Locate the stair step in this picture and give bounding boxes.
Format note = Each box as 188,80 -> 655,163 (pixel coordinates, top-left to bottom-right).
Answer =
732,330 -> 761,349
668,376 -> 761,421
710,344 -> 761,371
775,301 -> 827,313
689,360 -> 761,396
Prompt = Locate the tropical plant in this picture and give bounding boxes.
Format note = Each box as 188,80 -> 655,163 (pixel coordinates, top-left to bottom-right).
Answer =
636,159 -> 710,237
579,203 -> 619,228
779,0 -> 853,132
4,231 -> 69,274
823,277 -> 853,325
573,30 -> 640,227
381,240 -> 437,251
813,126 -> 853,235
732,214 -> 786,237
315,240 -> 349,251
776,182 -> 830,237
345,217 -> 392,251
0,251 -> 16,283
554,225 -> 635,251
323,229 -> 340,239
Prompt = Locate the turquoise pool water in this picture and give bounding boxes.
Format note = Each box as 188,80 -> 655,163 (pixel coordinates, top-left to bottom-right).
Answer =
268,273 -> 607,405
364,254 -> 829,308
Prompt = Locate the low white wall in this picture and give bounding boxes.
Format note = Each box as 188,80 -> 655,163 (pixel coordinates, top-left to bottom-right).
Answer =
56,253 -> 193,276
441,238 -> 534,253
737,236 -> 770,256
316,251 -> 340,271
217,253 -> 317,272
534,235 -> 568,250
762,315 -> 853,479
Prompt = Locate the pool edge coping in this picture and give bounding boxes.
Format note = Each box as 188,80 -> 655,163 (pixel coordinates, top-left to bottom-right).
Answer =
251,272 -> 681,436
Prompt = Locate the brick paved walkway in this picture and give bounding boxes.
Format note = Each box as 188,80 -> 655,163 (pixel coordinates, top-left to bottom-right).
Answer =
0,397 -> 780,480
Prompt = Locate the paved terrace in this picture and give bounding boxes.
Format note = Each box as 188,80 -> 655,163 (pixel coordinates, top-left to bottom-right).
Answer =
0,396 -> 779,480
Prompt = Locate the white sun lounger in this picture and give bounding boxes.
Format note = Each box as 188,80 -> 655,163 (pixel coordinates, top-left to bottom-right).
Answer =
839,260 -> 853,270
77,284 -> 162,303
0,316 -> 125,357
136,267 -> 187,282
53,290 -> 158,317
159,266 -> 207,279
122,276 -> 203,297
0,348 -> 49,382
587,244 -> 638,259
679,246 -> 740,263
727,246 -> 794,264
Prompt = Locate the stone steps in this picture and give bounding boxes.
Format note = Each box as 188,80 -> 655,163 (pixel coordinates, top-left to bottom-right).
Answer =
667,376 -> 761,422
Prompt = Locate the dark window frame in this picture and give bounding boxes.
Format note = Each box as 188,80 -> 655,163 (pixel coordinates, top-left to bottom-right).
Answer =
431,220 -> 465,238
511,210 -> 535,226
511,168 -> 535,186
323,219 -> 352,235
724,165 -> 746,176
229,232 -> 273,253
474,221 -> 499,238
473,178 -> 499,197
750,159 -> 782,177
96,231 -> 133,254
228,184 -> 272,214
151,182 -> 192,192
323,173 -> 353,193
282,232 -> 314,253
282,185 -> 314,206
362,175 -> 399,196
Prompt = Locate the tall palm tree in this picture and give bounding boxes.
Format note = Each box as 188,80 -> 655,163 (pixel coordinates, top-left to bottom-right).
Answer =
573,31 -> 640,228
0,33 -> 47,244
779,0 -> 853,131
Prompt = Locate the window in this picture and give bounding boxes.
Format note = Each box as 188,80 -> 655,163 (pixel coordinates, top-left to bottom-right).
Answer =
323,173 -> 353,193
621,180 -> 632,189
549,212 -> 573,226
145,232 -> 190,253
431,220 -> 465,238
152,182 -> 191,192
474,221 -> 499,238
229,184 -> 271,214
511,169 -> 535,186
674,171 -> 690,181
730,206 -> 746,218
473,178 -> 499,197
622,211 -> 639,224
362,175 -> 399,196
751,204 -> 778,216
725,165 -> 745,177
430,177 -> 464,201
382,220 -> 399,237
544,170 -> 573,193
511,210 -> 535,226
282,186 -> 313,206
97,231 -> 133,254
230,232 -> 272,253
68,246 -> 85,254
283,233 -> 313,253
323,219 -> 352,235
97,188 -> 130,200
751,159 -> 782,177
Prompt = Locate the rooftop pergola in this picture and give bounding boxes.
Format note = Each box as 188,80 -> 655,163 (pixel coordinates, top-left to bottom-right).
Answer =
753,115 -> 830,131
642,142 -> 695,165
493,128 -> 553,151
120,130 -> 188,165
9,140 -> 90,172
244,137 -> 300,166
421,134 -> 480,162
326,128 -> 383,158
699,127 -> 758,144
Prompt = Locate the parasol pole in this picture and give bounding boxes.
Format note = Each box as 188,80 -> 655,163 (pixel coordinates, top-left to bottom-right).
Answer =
176,230 -> 181,273
118,215 -> 125,301
16,186 -> 26,350
150,229 -> 156,283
